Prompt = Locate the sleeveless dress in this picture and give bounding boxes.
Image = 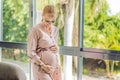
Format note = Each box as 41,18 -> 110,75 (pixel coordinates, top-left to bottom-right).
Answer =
27,23 -> 62,80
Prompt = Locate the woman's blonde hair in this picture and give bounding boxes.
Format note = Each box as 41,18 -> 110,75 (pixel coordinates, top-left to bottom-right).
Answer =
42,5 -> 56,16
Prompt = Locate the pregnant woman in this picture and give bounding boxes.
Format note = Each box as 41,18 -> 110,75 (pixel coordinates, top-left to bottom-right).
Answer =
27,5 -> 62,80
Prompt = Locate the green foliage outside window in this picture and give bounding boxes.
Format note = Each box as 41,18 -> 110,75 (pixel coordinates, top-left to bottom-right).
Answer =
84,0 -> 120,50
3,0 -> 29,42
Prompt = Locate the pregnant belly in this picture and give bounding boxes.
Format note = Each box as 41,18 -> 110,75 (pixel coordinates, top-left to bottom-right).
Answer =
40,51 -> 57,67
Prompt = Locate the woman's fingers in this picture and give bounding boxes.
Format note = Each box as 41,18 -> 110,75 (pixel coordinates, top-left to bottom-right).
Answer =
50,45 -> 57,51
41,65 -> 54,74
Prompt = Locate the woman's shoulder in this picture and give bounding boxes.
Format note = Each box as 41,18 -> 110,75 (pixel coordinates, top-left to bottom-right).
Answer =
52,26 -> 59,35
32,23 -> 41,30
30,23 -> 41,32
52,26 -> 59,31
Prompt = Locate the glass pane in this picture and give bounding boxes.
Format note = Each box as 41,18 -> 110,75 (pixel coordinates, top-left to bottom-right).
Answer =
83,57 -> 120,80
2,48 -> 29,80
36,0 -> 79,47
3,0 -> 29,42
84,0 -> 120,50
61,55 -> 77,80
72,56 -> 77,80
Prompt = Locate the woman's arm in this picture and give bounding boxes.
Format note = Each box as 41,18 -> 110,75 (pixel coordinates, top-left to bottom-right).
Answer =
27,28 -> 41,63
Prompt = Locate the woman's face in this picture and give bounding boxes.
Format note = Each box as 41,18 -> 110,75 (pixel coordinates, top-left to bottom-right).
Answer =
42,13 -> 56,27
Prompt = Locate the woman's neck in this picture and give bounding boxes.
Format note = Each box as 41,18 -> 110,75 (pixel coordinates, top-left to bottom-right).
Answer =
41,23 -> 52,35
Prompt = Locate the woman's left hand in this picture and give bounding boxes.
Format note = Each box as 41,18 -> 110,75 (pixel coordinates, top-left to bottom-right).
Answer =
49,45 -> 58,51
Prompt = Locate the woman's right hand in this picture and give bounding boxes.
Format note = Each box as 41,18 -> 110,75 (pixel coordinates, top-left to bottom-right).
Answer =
41,64 -> 54,74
